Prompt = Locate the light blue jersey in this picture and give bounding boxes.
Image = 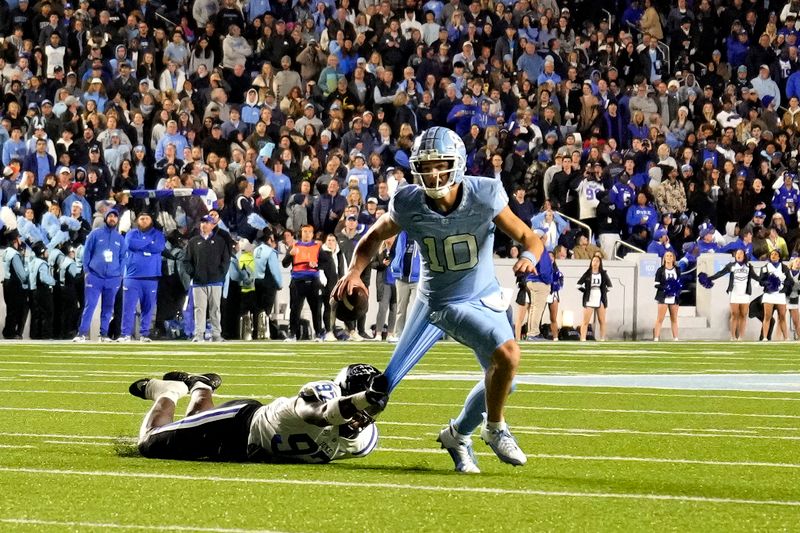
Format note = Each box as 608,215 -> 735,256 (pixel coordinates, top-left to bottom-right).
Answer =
388,175 -> 508,309
385,175 -> 515,436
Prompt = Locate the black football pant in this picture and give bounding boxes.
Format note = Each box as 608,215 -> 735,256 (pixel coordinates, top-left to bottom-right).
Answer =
289,278 -> 322,339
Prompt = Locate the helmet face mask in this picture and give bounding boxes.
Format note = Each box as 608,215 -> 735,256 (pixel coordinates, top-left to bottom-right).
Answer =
334,363 -> 382,396
334,363 -> 383,437
410,127 -> 467,199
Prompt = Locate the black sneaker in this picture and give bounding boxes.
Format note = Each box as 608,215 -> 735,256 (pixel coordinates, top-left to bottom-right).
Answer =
129,378 -> 151,399
162,371 -> 222,391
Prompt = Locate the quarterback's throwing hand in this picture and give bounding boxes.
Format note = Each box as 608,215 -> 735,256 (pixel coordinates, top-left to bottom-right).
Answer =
513,256 -> 537,275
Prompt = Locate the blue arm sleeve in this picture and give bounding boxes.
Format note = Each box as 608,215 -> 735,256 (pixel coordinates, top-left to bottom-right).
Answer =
83,232 -> 95,267
626,207 -> 638,228
11,254 -> 26,282
125,231 -> 144,252
367,170 -> 375,198
267,251 -> 284,289
154,138 -> 165,161
257,158 -> 273,180
38,263 -> 56,286
146,230 -> 167,253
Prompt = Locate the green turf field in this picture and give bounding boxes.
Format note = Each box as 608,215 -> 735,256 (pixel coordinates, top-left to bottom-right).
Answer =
0,341 -> 798,532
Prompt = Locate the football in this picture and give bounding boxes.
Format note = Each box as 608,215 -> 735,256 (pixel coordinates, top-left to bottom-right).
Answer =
334,288 -> 369,322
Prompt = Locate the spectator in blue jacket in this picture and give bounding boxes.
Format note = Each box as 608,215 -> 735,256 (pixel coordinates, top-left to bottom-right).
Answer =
2,126 -> 27,166
446,91 -> 478,137
609,173 -> 636,213
646,227 -> 676,257
313,179 -> 348,236
22,138 -> 55,186
720,228 -> 755,260
389,230 -> 420,338
626,191 -> 659,235
695,222 -> 720,254
786,70 -> 800,102
73,208 -> 126,342
771,173 -> 800,223
726,29 -> 749,69
119,210 -> 166,342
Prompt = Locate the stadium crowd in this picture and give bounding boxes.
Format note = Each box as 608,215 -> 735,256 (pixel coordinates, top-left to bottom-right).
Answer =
2,0 -> 800,341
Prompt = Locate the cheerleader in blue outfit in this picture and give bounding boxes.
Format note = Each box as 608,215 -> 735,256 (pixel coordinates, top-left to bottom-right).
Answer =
653,250 -> 681,342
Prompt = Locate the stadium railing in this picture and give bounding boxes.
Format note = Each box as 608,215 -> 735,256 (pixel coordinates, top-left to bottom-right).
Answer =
614,240 -> 645,260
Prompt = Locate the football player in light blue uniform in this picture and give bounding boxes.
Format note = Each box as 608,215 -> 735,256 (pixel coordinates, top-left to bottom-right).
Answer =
334,127 -> 544,473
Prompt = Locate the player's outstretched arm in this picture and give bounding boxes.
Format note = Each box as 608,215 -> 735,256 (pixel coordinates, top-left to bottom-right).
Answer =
333,213 -> 401,299
494,206 -> 545,275
294,375 -> 390,427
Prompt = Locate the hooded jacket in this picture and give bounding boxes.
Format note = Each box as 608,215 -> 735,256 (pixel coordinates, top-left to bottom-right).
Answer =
83,222 -> 126,278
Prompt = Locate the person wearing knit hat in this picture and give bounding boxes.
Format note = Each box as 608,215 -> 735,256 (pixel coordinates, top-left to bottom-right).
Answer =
73,200 -> 125,343
118,209 -> 166,343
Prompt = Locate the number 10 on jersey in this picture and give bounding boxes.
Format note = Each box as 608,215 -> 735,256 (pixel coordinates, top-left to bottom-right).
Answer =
422,234 -> 479,273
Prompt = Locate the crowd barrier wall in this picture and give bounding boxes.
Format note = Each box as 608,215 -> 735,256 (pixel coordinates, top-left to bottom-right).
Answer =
0,254 -> 769,341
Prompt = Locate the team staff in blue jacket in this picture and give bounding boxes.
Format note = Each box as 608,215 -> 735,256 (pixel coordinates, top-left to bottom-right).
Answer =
74,208 -> 126,342
389,230 -> 420,338
120,210 -> 166,342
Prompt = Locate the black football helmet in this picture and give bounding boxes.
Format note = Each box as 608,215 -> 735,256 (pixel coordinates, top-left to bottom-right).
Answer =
334,363 -> 383,396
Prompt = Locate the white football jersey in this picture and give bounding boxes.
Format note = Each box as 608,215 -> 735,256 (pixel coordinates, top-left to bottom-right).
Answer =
248,380 -> 379,463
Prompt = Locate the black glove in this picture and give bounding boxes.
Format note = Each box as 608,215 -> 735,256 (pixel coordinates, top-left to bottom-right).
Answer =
365,373 -> 389,409
61,223 -> 69,231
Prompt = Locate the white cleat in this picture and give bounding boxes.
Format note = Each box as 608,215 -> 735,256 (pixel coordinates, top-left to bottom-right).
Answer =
72,335 -> 87,343
117,336 -> 132,343
436,421 -> 480,474
140,336 -> 152,343
324,332 -> 337,342
99,336 -> 113,343
349,331 -> 364,342
480,423 -> 527,466
386,335 -> 399,343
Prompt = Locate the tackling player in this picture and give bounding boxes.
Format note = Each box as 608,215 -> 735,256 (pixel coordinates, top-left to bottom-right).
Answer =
334,127 -> 544,473
128,364 -> 388,463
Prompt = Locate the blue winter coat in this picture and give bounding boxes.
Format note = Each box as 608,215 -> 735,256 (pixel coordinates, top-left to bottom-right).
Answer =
83,225 -> 126,278
124,227 -> 166,278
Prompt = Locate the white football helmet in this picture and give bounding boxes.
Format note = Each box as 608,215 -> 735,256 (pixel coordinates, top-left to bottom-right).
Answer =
409,127 -> 467,199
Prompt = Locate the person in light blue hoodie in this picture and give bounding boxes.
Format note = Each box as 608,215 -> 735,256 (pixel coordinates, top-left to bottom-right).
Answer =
253,230 -> 283,338
344,152 -> 375,200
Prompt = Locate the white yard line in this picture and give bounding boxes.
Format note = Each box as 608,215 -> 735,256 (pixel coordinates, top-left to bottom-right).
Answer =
389,401 -> 800,419
2,378 -> 800,401
0,518 -> 290,533
376,447 -> 800,468
0,466 -> 796,507
2,402 -> 798,420
43,440 -> 117,446
22,437 -> 800,469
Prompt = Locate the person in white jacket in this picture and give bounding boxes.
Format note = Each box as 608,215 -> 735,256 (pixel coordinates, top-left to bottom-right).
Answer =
222,24 -> 253,70
158,60 -> 187,93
